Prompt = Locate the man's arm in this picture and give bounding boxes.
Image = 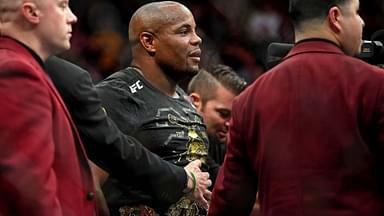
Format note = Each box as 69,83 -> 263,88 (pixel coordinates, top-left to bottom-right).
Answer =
45,56 -> 210,207
0,64 -> 62,215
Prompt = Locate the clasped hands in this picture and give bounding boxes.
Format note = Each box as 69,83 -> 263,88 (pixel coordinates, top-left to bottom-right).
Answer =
183,160 -> 212,210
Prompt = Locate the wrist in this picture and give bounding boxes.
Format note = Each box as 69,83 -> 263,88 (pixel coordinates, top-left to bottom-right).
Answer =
182,171 -> 196,194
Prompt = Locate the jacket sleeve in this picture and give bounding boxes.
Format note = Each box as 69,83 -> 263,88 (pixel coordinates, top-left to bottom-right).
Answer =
0,64 -> 62,216
208,97 -> 257,216
45,56 -> 187,206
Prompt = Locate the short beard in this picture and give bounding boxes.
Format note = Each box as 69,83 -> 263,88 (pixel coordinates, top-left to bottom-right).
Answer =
161,64 -> 199,82
186,65 -> 199,77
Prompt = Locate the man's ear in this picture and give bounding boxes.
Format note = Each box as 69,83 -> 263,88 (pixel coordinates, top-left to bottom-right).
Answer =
328,6 -> 342,33
139,31 -> 156,54
189,93 -> 202,110
21,2 -> 40,24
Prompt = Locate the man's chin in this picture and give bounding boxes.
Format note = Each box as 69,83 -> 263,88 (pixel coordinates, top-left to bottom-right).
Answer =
53,43 -> 71,55
215,135 -> 227,146
186,66 -> 199,76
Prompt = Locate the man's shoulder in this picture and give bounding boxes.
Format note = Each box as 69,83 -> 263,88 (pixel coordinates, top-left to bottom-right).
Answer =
46,56 -> 88,81
98,67 -> 139,86
0,39 -> 42,74
337,55 -> 384,80
0,53 -> 42,78
96,67 -> 149,98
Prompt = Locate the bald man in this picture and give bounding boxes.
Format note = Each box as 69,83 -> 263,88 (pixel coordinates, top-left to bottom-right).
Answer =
96,1 -> 217,215
0,0 -> 99,215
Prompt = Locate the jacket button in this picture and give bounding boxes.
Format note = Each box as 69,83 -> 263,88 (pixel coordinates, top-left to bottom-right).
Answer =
86,192 -> 95,201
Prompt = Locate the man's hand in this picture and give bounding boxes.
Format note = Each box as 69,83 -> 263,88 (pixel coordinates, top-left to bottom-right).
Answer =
183,160 -> 212,209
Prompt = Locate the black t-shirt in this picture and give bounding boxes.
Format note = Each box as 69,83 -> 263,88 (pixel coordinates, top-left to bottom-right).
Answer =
96,68 -> 218,213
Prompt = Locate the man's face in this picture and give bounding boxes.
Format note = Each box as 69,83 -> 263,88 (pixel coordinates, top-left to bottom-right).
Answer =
36,0 -> 77,55
338,0 -> 364,56
154,5 -> 202,79
197,85 -> 236,146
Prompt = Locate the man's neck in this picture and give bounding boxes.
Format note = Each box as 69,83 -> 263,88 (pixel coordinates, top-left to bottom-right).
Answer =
295,30 -> 339,46
2,26 -> 48,61
131,60 -> 178,97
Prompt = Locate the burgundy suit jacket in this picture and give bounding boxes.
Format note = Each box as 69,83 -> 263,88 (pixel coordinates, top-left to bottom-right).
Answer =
0,37 -> 97,215
209,40 -> 384,216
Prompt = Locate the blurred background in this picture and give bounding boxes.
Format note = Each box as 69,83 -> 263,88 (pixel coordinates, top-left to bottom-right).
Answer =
64,0 -> 384,84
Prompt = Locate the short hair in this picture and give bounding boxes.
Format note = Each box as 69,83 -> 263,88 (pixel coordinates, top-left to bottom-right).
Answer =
188,64 -> 247,103
0,0 -> 22,23
289,0 -> 349,28
128,1 -> 191,45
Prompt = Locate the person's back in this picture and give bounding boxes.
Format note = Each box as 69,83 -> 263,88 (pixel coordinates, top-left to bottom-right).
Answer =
234,41 -> 384,215
209,0 -> 384,215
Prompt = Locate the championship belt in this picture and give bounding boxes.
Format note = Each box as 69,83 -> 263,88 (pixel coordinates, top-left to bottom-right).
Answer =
119,205 -> 158,216
166,196 -> 207,216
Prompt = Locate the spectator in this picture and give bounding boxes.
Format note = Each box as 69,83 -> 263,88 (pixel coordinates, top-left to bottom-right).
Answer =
188,64 -> 247,165
0,0 -> 100,215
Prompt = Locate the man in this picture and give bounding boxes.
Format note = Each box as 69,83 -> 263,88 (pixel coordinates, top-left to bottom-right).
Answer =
96,1 -> 216,215
0,0 -> 97,215
188,65 -> 247,165
45,56 -> 212,213
209,0 -> 384,215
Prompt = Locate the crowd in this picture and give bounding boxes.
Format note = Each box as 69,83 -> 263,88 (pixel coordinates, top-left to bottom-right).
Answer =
1,0 -> 384,216
64,0 -> 384,84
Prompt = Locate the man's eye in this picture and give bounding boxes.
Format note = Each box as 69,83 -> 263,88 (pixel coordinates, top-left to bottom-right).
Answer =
179,30 -> 188,35
178,27 -> 191,35
218,110 -> 230,119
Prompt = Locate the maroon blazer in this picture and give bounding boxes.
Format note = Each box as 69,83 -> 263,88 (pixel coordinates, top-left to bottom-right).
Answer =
209,40 -> 384,216
0,37 -> 97,215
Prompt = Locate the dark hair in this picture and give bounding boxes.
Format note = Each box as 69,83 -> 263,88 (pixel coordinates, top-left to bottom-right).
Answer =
188,64 -> 247,103
289,0 -> 349,28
